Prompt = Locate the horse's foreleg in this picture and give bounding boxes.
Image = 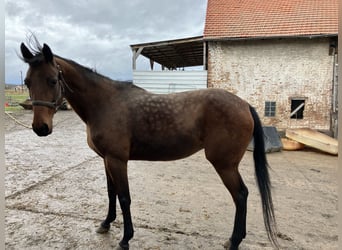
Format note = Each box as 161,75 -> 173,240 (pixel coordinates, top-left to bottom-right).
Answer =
96,168 -> 117,234
105,156 -> 134,250
118,193 -> 133,249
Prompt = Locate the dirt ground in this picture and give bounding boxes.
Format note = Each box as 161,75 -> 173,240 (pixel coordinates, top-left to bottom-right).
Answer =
5,110 -> 338,249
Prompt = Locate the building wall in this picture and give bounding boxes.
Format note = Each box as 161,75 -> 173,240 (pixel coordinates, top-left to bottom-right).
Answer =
207,38 -> 335,131
133,70 -> 207,94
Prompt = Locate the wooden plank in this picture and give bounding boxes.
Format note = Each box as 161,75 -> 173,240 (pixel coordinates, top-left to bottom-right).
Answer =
289,102 -> 305,117
286,128 -> 338,155
132,47 -> 144,70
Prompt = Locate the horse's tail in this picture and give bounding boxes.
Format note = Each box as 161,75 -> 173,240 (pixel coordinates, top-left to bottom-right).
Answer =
249,105 -> 279,248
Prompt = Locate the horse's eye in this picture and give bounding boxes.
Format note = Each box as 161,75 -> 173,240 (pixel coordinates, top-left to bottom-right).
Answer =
48,77 -> 58,86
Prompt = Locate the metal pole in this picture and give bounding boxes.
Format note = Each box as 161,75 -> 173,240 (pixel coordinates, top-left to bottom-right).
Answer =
20,70 -> 23,93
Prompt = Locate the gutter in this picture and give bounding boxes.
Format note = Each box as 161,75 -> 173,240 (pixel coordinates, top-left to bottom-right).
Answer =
203,33 -> 338,42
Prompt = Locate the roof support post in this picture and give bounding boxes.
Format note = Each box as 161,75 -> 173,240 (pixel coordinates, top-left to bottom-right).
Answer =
132,46 -> 144,70
203,41 -> 207,70
150,59 -> 154,70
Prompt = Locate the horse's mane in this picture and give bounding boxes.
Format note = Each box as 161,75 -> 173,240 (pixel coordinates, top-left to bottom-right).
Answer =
19,34 -> 45,65
20,34 -> 99,75
58,56 -> 139,90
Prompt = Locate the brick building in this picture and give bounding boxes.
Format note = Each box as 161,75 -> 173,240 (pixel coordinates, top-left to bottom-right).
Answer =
204,0 -> 338,134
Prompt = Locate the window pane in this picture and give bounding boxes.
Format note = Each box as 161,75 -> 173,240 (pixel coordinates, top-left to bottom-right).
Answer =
290,99 -> 305,119
265,101 -> 276,117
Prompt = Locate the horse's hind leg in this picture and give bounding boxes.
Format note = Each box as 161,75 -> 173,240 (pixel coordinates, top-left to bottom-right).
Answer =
210,160 -> 249,250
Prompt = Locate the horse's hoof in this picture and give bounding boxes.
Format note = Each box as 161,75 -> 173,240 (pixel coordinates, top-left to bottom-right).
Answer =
96,223 -> 110,234
223,240 -> 231,249
116,245 -> 129,250
223,239 -> 238,250
118,240 -> 129,250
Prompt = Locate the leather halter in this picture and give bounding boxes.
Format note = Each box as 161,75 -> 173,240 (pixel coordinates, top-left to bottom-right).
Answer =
31,64 -> 66,112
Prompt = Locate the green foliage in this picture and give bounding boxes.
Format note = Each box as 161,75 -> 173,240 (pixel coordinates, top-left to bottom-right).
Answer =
5,90 -> 29,111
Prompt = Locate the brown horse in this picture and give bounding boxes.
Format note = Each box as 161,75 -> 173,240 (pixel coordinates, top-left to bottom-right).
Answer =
20,40 -> 278,250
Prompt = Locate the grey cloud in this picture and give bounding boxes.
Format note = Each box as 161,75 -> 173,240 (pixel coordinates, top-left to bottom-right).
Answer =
5,0 -> 207,83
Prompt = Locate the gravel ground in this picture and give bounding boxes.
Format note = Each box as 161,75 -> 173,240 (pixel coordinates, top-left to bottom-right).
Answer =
5,110 -> 338,249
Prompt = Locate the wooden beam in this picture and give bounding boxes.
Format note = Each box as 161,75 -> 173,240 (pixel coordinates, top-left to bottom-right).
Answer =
132,47 -> 144,70
290,102 -> 305,117
149,59 -> 154,70
203,41 -> 207,70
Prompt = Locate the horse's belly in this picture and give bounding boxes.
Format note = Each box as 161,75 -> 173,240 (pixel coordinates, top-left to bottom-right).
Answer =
129,136 -> 203,161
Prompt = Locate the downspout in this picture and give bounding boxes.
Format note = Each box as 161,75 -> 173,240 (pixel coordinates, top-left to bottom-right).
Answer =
331,45 -> 338,138
332,46 -> 337,112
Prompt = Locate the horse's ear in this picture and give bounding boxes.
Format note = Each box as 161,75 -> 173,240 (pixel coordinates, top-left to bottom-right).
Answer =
20,43 -> 33,61
42,43 -> 54,63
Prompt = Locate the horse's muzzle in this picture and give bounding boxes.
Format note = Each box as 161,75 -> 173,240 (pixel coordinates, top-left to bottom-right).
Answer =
32,123 -> 51,137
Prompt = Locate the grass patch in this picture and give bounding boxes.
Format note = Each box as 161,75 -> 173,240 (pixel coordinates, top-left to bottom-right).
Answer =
5,90 -> 30,112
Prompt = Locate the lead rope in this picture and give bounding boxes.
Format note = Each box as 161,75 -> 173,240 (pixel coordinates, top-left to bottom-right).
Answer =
5,111 -> 32,129
5,111 -> 68,130
6,63 -> 72,130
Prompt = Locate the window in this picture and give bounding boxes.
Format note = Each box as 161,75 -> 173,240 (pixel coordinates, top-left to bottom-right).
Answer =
265,101 -> 276,117
290,99 -> 305,119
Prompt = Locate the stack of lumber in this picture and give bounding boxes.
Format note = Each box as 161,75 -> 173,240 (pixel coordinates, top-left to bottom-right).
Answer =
284,128 -> 338,155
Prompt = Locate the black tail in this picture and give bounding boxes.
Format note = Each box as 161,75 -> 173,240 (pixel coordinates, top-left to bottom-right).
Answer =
249,105 -> 279,248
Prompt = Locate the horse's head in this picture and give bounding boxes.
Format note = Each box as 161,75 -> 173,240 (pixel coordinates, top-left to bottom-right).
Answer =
20,42 -> 64,136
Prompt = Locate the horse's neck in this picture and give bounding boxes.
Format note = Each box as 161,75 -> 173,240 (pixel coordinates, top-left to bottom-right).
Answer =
56,58 -> 105,123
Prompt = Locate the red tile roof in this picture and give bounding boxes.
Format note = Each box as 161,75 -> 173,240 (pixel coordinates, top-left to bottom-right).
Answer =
204,0 -> 338,39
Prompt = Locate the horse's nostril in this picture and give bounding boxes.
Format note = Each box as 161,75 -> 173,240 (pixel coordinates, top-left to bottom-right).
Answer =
33,123 -> 51,137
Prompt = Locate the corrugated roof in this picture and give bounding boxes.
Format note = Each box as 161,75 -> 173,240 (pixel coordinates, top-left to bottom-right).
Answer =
204,0 -> 338,39
130,36 -> 204,69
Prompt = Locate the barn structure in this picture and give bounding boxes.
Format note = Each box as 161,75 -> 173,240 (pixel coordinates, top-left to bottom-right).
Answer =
130,36 -> 207,93
130,0 -> 338,136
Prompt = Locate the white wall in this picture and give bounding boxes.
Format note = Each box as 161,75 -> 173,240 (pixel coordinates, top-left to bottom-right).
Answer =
133,70 -> 207,94
207,38 -> 335,131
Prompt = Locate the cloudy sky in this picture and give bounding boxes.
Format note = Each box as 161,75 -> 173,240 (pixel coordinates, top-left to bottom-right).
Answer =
5,0 -> 207,84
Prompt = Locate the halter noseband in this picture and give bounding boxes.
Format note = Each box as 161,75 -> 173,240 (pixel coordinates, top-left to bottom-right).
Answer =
31,64 -> 66,112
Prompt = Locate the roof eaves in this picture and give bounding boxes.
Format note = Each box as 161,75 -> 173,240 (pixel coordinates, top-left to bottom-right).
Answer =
203,33 -> 338,41
130,36 -> 203,49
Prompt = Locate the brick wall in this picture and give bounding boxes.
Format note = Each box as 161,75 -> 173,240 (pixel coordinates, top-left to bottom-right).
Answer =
207,38 -> 335,131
